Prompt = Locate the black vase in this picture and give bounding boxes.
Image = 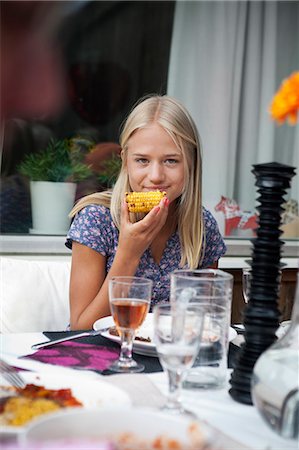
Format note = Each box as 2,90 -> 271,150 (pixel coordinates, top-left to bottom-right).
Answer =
229,162 -> 296,405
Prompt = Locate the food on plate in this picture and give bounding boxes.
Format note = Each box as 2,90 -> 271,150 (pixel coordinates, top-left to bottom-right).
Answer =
0,384 -> 82,426
1,397 -> 60,426
111,423 -> 205,449
17,406 -> 211,450
19,422 -> 206,450
202,330 -> 219,344
108,326 -> 151,342
125,191 -> 166,213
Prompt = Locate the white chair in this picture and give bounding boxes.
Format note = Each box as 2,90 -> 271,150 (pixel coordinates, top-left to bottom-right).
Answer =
0,257 -> 71,333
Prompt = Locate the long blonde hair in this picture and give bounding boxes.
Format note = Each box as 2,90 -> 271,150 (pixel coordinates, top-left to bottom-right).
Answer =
70,94 -> 204,268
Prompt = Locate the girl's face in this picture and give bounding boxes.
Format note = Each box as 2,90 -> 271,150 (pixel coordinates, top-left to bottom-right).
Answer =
125,123 -> 185,203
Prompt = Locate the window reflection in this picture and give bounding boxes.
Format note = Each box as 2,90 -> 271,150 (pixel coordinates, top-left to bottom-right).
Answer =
0,1 -> 297,240
0,1 -> 175,234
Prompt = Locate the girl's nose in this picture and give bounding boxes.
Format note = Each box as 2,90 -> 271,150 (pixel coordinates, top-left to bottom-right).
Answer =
149,162 -> 165,183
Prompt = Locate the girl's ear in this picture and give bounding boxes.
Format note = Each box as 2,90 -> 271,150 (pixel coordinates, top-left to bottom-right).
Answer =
120,149 -> 124,160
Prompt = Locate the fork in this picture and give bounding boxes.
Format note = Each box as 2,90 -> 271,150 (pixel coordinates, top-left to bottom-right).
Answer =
0,358 -> 26,389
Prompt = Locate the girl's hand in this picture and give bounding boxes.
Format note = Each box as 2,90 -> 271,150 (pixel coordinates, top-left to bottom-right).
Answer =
118,196 -> 170,259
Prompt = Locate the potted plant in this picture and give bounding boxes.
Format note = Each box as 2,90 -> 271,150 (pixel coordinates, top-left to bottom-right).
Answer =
82,142 -> 122,190
96,153 -> 122,189
18,138 -> 93,235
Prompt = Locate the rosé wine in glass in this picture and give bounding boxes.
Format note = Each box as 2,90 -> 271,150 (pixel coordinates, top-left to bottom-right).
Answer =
108,277 -> 152,373
110,299 -> 149,330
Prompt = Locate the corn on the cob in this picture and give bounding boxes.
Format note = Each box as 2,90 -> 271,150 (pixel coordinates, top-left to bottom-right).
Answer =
125,191 -> 166,213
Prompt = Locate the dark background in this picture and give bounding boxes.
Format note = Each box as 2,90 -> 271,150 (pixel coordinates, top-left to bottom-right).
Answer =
1,1 -> 175,233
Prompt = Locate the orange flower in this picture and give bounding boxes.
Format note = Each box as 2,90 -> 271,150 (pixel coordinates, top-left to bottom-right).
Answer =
269,72 -> 299,125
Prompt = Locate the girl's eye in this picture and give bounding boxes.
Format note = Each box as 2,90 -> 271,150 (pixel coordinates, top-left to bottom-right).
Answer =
165,159 -> 178,165
135,158 -> 148,164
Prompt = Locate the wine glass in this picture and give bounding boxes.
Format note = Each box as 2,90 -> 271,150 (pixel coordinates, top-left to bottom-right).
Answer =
109,276 -> 153,373
242,268 -> 251,304
153,303 -> 205,417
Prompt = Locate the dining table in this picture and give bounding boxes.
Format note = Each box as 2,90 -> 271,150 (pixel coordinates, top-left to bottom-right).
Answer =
0,329 -> 297,450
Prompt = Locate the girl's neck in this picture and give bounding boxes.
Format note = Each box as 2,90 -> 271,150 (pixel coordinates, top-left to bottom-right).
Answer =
163,204 -> 178,236
150,209 -> 177,264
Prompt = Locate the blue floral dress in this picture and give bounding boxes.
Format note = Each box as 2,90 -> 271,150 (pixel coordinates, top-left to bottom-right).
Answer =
66,205 -> 226,308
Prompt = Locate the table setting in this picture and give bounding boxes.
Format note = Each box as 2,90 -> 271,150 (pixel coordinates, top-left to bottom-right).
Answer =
1,269 -> 298,450
0,330 -> 297,450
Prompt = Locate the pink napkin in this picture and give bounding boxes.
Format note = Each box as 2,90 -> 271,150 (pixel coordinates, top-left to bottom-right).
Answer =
22,341 -> 119,372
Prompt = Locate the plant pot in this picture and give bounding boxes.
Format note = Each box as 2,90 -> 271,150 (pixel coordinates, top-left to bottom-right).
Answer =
29,181 -> 77,235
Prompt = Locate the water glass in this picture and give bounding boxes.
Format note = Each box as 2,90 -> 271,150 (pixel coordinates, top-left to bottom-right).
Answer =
242,268 -> 251,303
153,303 -> 205,417
109,276 -> 153,373
170,269 -> 233,389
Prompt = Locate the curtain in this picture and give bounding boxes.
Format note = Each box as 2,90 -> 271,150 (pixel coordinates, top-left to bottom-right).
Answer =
167,1 -> 299,219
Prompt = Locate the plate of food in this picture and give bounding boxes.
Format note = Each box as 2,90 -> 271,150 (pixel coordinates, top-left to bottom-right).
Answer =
93,313 -> 237,357
0,371 -> 131,434
94,314 -> 156,357
22,407 -> 213,450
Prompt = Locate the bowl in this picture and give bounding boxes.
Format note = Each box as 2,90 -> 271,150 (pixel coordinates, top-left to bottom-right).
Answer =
22,407 -> 212,449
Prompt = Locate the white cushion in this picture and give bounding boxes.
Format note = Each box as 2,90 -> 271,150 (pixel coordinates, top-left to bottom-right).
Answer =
0,257 -> 71,333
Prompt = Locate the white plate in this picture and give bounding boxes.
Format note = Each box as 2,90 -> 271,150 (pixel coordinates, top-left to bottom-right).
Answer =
23,407 -> 213,449
277,320 -> 291,334
94,314 -> 157,357
232,322 -> 291,339
0,371 -> 131,435
93,313 -> 237,357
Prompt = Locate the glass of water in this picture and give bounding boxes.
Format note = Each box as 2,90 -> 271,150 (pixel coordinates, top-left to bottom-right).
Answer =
242,268 -> 251,304
153,303 -> 205,417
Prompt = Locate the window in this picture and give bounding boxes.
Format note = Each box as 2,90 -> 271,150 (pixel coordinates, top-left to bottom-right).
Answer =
0,1 -> 175,234
1,0 -> 298,244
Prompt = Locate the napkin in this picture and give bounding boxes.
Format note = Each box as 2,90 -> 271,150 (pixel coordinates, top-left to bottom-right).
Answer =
22,341 -> 119,372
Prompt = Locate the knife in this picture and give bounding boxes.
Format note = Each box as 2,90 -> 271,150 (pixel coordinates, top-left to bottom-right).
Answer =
31,329 -> 109,350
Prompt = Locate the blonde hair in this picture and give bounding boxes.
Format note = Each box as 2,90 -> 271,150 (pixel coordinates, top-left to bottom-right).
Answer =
70,94 -> 204,268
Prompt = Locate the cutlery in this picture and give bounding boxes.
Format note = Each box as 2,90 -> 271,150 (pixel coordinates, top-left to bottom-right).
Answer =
31,329 -> 109,350
0,358 -> 26,388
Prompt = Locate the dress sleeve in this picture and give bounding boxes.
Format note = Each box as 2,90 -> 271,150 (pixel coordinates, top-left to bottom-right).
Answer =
65,205 -> 112,256
201,208 -> 227,267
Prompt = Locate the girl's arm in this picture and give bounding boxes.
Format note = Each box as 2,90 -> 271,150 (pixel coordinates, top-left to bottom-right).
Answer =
69,241 -> 141,330
70,198 -> 169,330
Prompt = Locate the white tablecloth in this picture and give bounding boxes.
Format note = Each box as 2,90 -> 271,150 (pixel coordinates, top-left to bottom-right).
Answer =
1,332 -> 297,450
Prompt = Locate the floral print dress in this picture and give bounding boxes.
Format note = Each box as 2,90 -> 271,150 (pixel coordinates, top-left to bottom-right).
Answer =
66,205 -> 226,308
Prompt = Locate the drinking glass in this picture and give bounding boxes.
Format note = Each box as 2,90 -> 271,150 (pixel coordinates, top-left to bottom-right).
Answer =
242,268 -> 251,304
153,303 -> 205,417
109,276 -> 153,373
170,269 -> 233,389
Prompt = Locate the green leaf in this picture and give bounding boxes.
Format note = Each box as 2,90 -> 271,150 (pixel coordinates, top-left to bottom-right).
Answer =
97,154 -> 122,187
18,138 -> 92,183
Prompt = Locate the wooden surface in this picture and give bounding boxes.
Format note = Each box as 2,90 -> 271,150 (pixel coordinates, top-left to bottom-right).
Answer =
226,268 -> 298,324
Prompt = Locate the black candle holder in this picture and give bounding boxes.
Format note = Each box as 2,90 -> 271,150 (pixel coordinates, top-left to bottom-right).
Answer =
229,162 -> 296,405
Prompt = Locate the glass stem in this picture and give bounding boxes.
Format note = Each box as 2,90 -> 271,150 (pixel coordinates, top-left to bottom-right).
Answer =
119,329 -> 135,363
166,369 -> 183,410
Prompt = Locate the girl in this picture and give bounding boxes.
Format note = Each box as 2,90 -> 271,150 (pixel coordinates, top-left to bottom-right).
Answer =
66,95 -> 226,329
